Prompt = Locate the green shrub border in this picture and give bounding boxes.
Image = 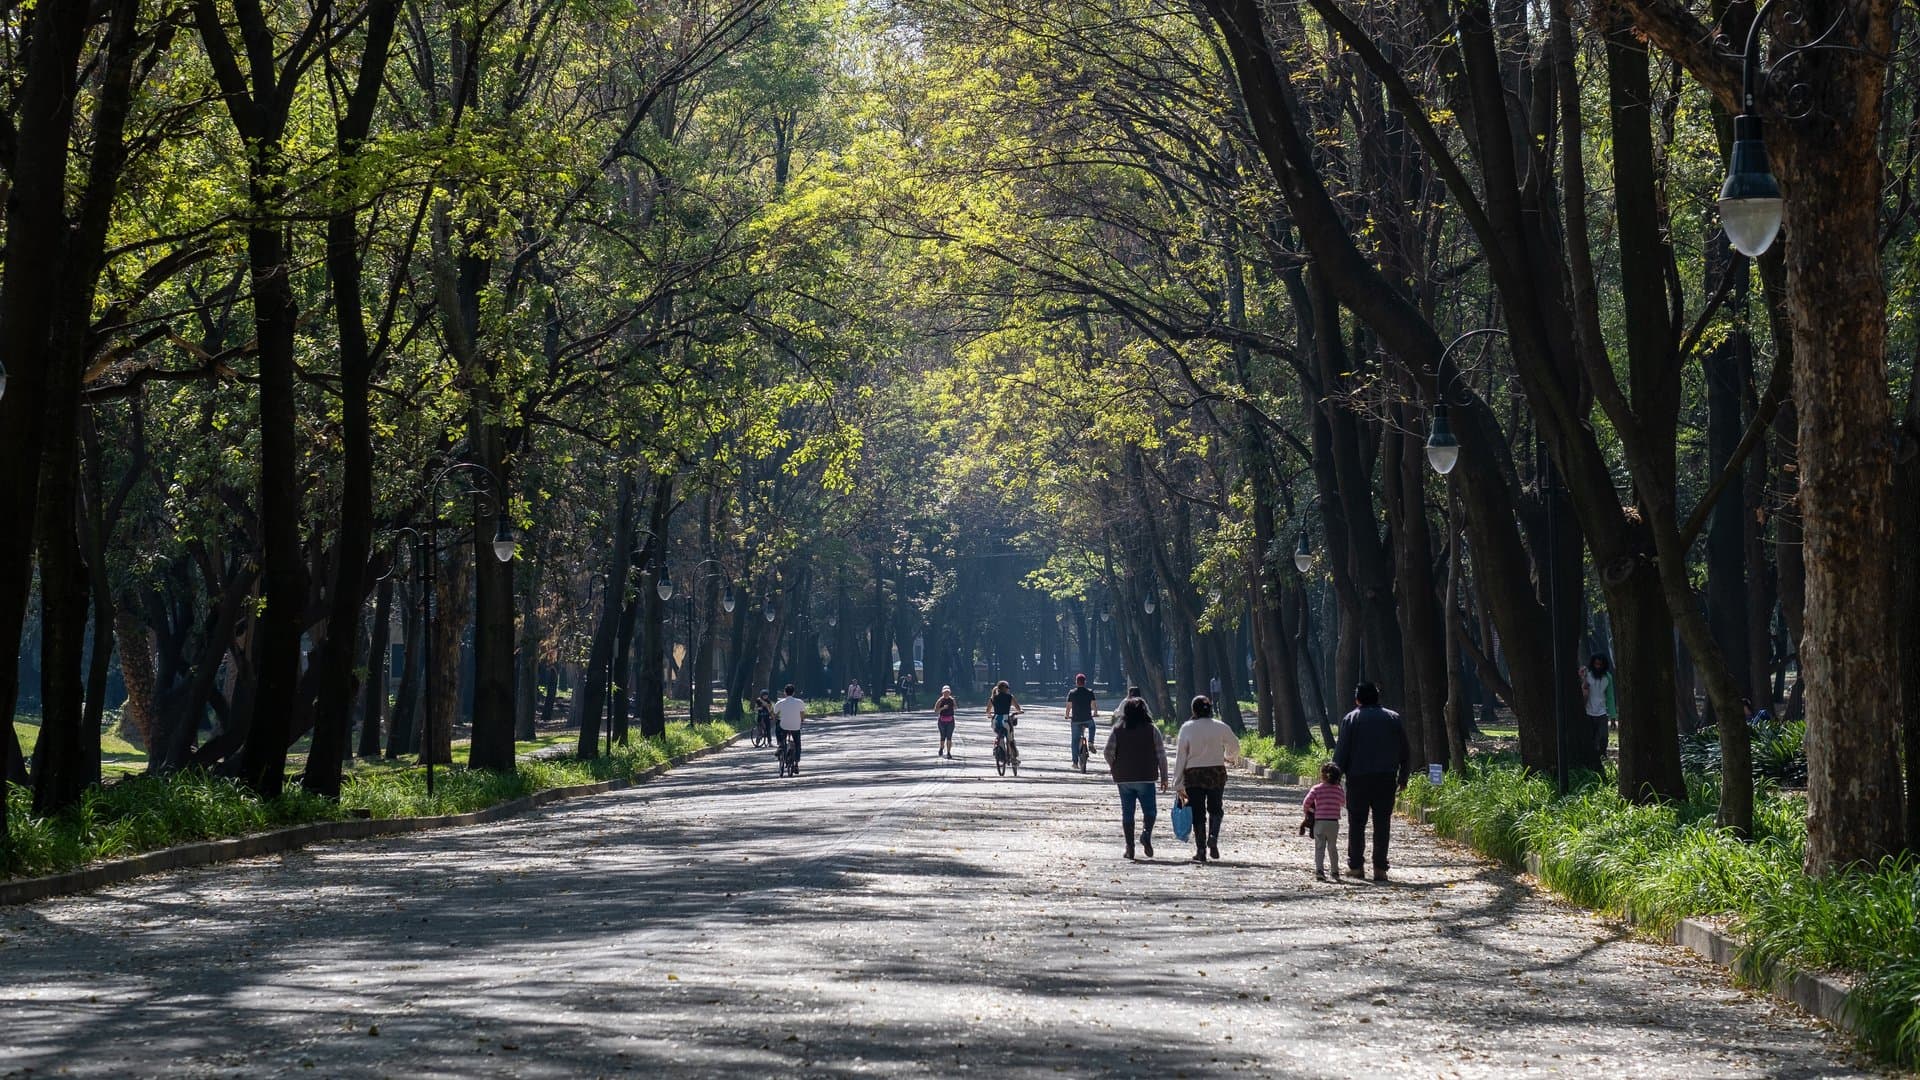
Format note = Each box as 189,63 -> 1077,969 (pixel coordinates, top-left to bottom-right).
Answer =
1399,759 -> 1920,1068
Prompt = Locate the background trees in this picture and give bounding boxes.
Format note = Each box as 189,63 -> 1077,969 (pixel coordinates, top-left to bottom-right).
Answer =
0,0 -> 1910,876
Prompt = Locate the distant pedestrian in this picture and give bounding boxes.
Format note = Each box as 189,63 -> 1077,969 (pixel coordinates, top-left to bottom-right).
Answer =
1333,683 -> 1410,881
935,686 -> 957,757
1580,655 -> 1616,757
1742,696 -> 1774,728
1300,763 -> 1348,882
845,679 -> 864,715
1171,696 -> 1241,863
1208,675 -> 1222,703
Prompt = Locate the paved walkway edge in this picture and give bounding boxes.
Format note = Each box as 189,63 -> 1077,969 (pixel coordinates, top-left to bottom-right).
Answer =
1238,762 -> 1861,1041
0,732 -> 746,908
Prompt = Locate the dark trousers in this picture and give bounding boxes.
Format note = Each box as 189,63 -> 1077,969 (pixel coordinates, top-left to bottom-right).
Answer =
1346,773 -> 1398,871
1185,785 -> 1224,847
778,728 -> 801,763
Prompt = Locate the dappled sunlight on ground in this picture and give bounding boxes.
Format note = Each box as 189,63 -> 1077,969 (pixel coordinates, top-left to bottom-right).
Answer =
0,710 -> 1879,1078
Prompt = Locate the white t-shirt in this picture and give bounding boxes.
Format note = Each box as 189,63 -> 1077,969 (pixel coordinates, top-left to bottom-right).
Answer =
1582,671 -> 1611,717
774,696 -> 807,731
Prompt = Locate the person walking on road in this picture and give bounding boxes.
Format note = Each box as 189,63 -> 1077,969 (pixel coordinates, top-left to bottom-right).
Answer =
1333,683 -> 1410,881
1300,763 -> 1348,882
1171,696 -> 1240,863
1064,674 -> 1098,767
845,679 -> 865,715
1103,695 -> 1169,859
1580,655 -> 1616,757
774,684 -> 808,774
935,686 -> 958,757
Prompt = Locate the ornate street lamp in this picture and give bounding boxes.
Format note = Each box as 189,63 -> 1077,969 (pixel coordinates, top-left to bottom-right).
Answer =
721,583 -> 737,614
656,566 -> 674,602
1294,531 -> 1314,573
1718,0 -> 1785,257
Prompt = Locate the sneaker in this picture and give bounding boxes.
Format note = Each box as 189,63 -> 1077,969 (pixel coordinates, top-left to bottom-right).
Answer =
1192,849 -> 1208,864
1208,839 -> 1220,861
1347,865 -> 1365,879
1141,836 -> 1154,858
1373,868 -> 1390,882
1124,844 -> 1135,860
1315,870 -> 1327,881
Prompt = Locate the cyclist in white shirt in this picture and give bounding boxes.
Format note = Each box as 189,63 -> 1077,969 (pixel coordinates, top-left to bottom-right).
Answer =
774,684 -> 807,774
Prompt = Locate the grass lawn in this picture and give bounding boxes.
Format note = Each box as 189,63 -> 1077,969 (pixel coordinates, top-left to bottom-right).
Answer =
13,719 -> 149,776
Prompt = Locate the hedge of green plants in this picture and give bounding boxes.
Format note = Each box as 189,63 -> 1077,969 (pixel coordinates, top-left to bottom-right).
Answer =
1404,760 -> 1920,1066
1,721 -> 739,881
1238,733 -> 1333,780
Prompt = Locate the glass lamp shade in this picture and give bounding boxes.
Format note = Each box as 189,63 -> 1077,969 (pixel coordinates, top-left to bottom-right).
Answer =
721,586 -> 736,614
1143,594 -> 1157,615
764,603 -> 778,623
1719,115 -> 1784,258
656,575 -> 674,602
828,613 -> 839,628
1426,403 -> 1461,476
1100,610 -> 1111,623
491,508 -> 516,563
1294,531 -> 1313,573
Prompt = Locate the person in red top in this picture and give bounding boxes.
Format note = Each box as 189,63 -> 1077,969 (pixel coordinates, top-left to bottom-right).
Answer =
1300,763 -> 1348,882
934,686 -> 957,758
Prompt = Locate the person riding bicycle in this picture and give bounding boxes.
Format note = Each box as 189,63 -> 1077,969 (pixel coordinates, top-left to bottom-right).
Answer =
1064,673 -> 1098,767
989,679 -> 1021,762
773,683 -> 807,774
753,691 -> 775,745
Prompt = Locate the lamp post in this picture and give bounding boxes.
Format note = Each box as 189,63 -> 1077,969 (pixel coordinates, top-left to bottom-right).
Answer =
415,460 -> 517,797
1294,531 -> 1314,574
1719,0 -> 1785,257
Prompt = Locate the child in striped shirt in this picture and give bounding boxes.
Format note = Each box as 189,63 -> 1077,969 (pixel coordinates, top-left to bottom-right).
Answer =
1300,763 -> 1347,882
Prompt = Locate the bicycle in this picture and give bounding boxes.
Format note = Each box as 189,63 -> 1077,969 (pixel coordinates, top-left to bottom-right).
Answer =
751,714 -> 773,749
1075,727 -> 1093,773
994,721 -> 1020,777
777,732 -> 800,777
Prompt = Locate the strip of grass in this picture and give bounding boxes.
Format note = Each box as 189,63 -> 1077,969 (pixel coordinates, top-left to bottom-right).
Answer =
1403,760 -> 1920,1067
1239,733 -> 1332,779
0,720 -> 740,881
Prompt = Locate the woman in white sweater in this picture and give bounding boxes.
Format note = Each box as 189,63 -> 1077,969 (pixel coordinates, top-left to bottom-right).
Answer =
1171,696 -> 1241,863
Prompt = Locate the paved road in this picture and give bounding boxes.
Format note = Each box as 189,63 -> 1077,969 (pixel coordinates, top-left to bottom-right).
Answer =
0,711 -> 1879,1078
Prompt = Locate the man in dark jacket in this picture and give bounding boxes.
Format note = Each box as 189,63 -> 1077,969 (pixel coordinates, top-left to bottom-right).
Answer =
1332,683 -> 1411,881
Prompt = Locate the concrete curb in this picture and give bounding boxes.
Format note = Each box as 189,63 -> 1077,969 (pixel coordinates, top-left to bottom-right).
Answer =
1410,804 -> 1859,1038
0,731 -> 745,908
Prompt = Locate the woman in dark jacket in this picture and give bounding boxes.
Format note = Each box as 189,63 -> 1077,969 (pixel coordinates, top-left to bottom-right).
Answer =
1102,696 -> 1170,859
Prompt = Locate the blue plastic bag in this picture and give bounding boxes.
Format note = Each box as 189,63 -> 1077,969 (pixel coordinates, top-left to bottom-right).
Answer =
1171,800 -> 1193,841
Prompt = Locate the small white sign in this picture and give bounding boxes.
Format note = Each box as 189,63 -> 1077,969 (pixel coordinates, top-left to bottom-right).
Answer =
1428,763 -> 1444,785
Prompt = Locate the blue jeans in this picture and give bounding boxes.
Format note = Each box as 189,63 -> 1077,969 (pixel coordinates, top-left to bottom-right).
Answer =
1118,781 -> 1157,834
1070,718 -> 1096,761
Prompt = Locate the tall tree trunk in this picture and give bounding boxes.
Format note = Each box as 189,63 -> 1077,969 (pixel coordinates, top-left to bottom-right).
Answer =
387,580 -> 422,760
577,470 -> 636,756
359,579 -> 393,759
